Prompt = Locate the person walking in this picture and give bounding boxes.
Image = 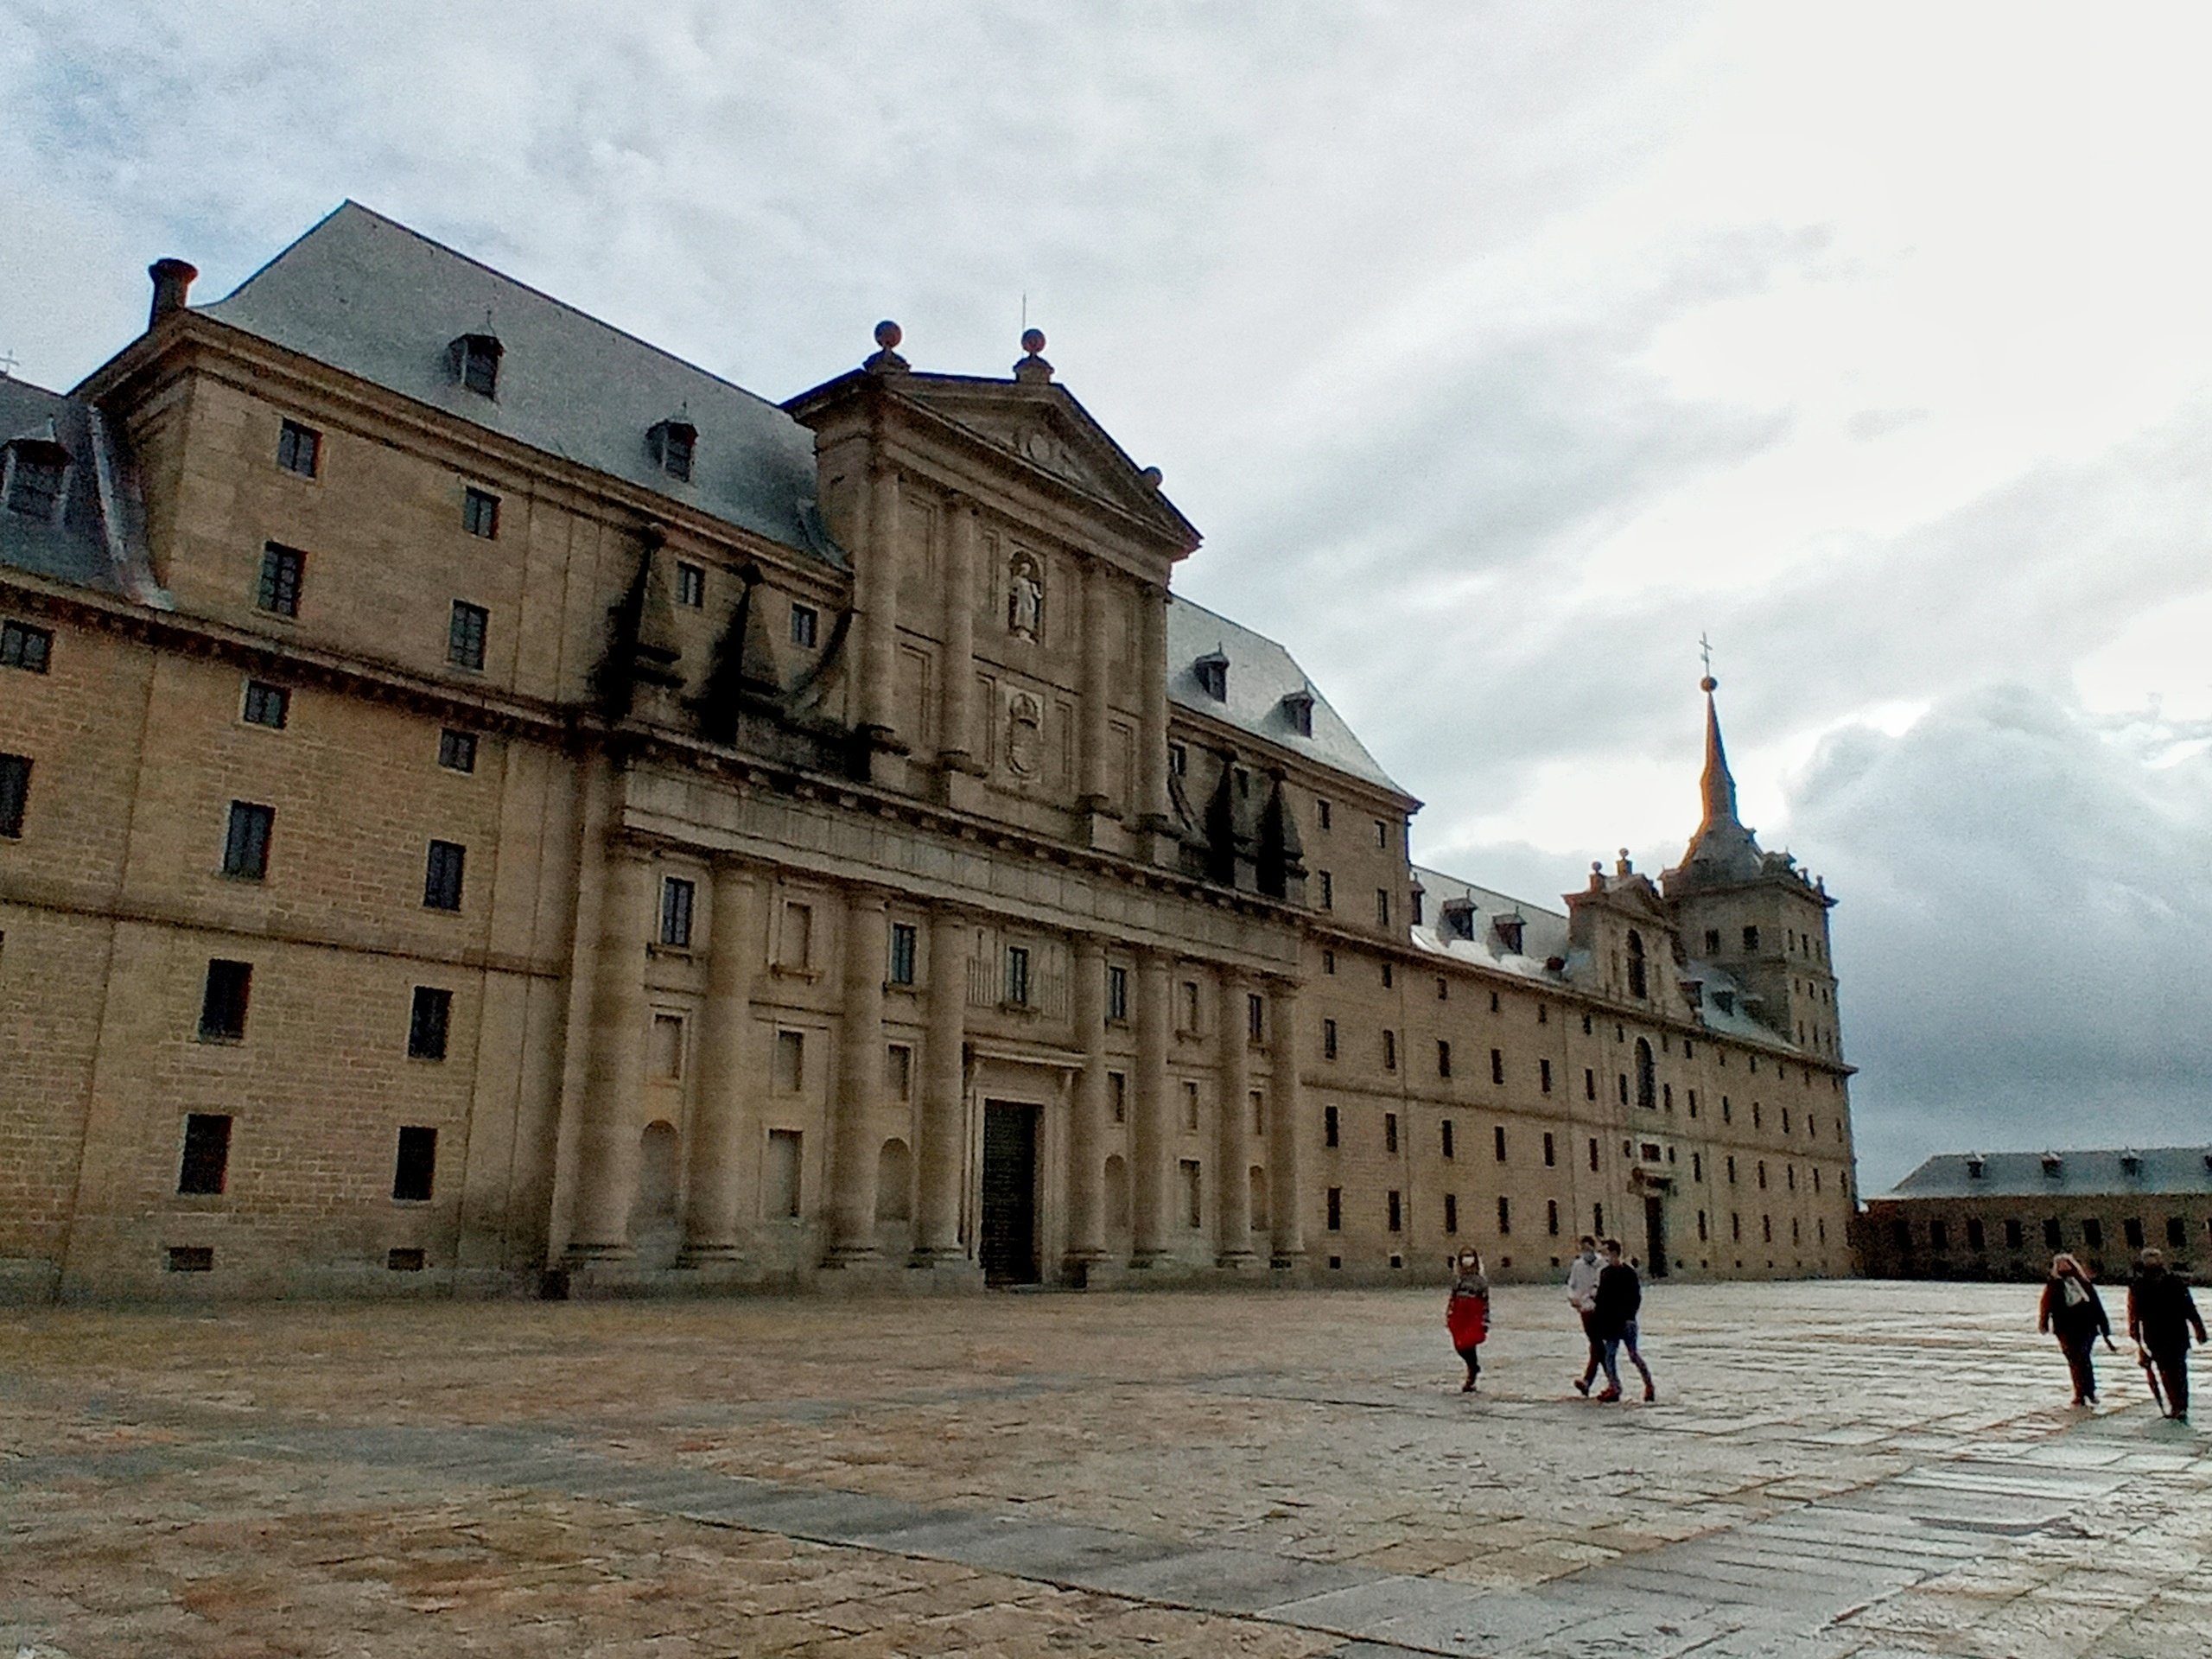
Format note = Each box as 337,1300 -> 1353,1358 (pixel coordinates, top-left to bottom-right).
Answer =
1567,1236 -> 1605,1396
2126,1249 -> 2206,1422
1446,1249 -> 1491,1393
2037,1253 -> 2113,1406
1591,1239 -> 1656,1402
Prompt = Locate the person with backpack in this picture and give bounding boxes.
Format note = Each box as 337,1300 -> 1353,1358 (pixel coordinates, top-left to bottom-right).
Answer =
2037,1253 -> 2114,1407
1446,1249 -> 1491,1393
2126,1249 -> 2206,1422
1590,1238 -> 1656,1402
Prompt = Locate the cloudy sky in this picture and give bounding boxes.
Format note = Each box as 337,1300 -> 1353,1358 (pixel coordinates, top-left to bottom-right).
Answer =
6,2 -> 2209,1189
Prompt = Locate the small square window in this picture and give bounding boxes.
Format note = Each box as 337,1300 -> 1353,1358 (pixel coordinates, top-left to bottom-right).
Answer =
257,544 -> 305,618
198,959 -> 251,1041
222,801 -> 275,880
437,728 -> 478,772
0,753 -> 29,838
409,986 -> 452,1060
277,420 -> 321,478
676,562 -> 706,607
462,486 -> 500,538
178,1113 -> 232,1195
889,921 -> 918,987
790,602 -> 819,649
241,680 -> 290,729
423,840 -> 467,911
393,1126 -> 437,1202
659,876 -> 696,949
168,1245 -> 215,1272
0,619 -> 52,672
448,601 -> 489,671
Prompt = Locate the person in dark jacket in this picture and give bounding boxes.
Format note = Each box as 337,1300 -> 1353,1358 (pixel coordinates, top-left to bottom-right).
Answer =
2037,1253 -> 2114,1406
1589,1239 -> 1655,1402
2126,1249 -> 2206,1421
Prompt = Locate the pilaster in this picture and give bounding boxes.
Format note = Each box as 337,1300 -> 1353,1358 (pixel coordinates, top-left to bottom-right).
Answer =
565,846 -> 653,1266
1128,949 -> 1173,1266
1215,968 -> 1255,1268
824,888 -> 887,1264
677,863 -> 756,1267
1065,935 -> 1109,1275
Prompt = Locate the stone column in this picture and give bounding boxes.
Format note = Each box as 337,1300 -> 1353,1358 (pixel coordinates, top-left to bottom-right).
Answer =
1079,561 -> 1113,813
567,846 -> 654,1263
1066,935 -> 1109,1272
825,889 -> 887,1263
1137,581 -> 1173,833
1129,950 -> 1172,1265
915,906 -> 969,1263
678,863 -> 755,1264
1215,969 -> 1255,1266
856,459 -> 903,747
1268,978 -> 1307,1268
938,495 -> 979,772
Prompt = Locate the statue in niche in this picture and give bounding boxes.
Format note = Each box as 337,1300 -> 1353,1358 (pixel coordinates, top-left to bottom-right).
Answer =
1007,552 -> 1043,641
1006,691 -> 1044,778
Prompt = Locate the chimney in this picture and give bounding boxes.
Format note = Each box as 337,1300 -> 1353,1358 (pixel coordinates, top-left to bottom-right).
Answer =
148,258 -> 199,327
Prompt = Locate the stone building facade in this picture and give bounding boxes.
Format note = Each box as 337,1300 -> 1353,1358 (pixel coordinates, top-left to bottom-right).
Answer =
0,204 -> 1858,1301
1859,1148 -> 2212,1283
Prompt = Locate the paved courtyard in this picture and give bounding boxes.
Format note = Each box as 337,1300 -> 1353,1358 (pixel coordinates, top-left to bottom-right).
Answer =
2,1280 -> 2207,1658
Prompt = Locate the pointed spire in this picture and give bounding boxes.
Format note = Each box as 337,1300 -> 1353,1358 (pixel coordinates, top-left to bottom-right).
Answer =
1699,673 -> 1741,833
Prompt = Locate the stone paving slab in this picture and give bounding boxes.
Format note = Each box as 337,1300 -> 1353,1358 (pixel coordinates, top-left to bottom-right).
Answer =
3,1281 -> 2209,1656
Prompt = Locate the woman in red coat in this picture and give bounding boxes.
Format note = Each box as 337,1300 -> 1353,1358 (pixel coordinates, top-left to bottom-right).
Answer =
1446,1249 -> 1491,1392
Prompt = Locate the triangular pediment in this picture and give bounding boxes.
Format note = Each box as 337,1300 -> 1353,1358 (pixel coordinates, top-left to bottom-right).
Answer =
894,376 -> 1199,548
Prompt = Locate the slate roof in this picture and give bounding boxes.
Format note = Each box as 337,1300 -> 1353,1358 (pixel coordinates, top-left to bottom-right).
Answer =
200,201 -> 840,563
1408,865 -> 1569,979
1884,1147 -> 2212,1202
1166,595 -> 1405,795
0,375 -> 156,601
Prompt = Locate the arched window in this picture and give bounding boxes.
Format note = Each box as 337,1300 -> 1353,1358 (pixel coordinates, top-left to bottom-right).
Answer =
1634,1038 -> 1656,1110
1625,930 -> 1648,1000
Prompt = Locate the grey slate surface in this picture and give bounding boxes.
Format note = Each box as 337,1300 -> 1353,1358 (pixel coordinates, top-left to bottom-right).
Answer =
0,376 -> 133,596
1885,1145 -> 2212,1200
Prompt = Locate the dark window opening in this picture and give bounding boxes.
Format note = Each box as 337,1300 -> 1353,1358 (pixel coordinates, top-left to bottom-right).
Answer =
0,753 -> 29,838
222,801 -> 274,880
257,544 -> 304,617
423,840 -> 467,911
168,1245 -> 214,1272
1,619 -> 54,672
448,601 -> 489,671
1440,1119 -> 1454,1160
889,922 -> 918,987
387,1248 -> 427,1272
1444,1193 -> 1459,1234
1387,1190 -> 1402,1232
453,333 -> 503,397
1384,1111 -> 1399,1154
676,562 -> 706,607
276,419 -> 321,477
791,602 -> 819,648
392,1125 -> 438,1202
6,451 -> 67,518
1326,1187 -> 1342,1230
1493,1124 -> 1507,1163
462,486 -> 500,538
437,728 -> 478,772
198,960 -> 251,1041
1324,1105 -> 1339,1147
409,987 -> 452,1060
243,680 -> 290,729
1437,1039 -> 1452,1078
178,1113 -> 232,1195
659,876 -> 696,948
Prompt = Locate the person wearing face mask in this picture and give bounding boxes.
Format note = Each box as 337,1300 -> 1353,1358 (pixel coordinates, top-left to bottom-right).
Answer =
1566,1236 -> 1605,1395
1446,1248 -> 1491,1393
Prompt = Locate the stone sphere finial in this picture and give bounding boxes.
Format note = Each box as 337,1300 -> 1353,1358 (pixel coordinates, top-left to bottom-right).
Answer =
874,319 -> 903,351
1021,327 -> 1046,356
1700,675 -> 1718,694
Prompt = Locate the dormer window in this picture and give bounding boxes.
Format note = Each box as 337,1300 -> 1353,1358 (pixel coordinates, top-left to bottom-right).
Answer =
1712,989 -> 1735,1015
1281,689 -> 1313,736
2120,1151 -> 2143,1177
1965,1155 -> 1985,1179
2041,1152 -> 2063,1178
1195,650 -> 1228,702
1493,913 -> 1524,955
448,332 -> 503,397
3,435 -> 67,524
648,417 -> 696,481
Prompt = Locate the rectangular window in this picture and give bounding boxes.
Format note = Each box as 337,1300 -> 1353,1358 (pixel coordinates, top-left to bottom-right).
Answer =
1494,1125 -> 1507,1163
388,1248 -> 426,1272
1248,992 -> 1264,1042
1184,1080 -> 1200,1130
888,921 -> 918,986
2044,1217 -> 2062,1250
2123,1217 -> 2145,1249
1315,798 -> 1332,830
241,680 -> 290,729
1107,963 -> 1128,1021
1727,1154 -> 1738,1184
276,418 -> 321,477
168,1246 -> 215,1273
1594,1202 -> 1604,1235
1326,1186 -> 1342,1230
423,839 -> 467,911
1548,1199 -> 1560,1236
1324,1105 -> 1339,1147
1318,871 -> 1333,910
198,959 -> 251,1041
5,452 -> 64,519
222,801 -> 274,880
1376,888 -> 1390,927
1251,1090 -> 1265,1135
1181,1160 -> 1203,1227
1387,1190 -> 1402,1232
790,601 -> 819,648
1584,1067 -> 1596,1101
0,620 -> 51,683
1179,981 -> 1200,1032
408,987 -> 452,1060
780,901 -> 812,969
257,544 -> 304,617
1384,1111 -> 1399,1154
2169,1215 -> 2188,1249
437,728 -> 478,772
1543,1131 -> 1556,1168
766,1128 -> 802,1217
1004,944 -> 1032,1007
649,1014 -> 684,1079
1490,1047 -> 1504,1085
1588,1137 -> 1599,1173
2005,1218 -> 2024,1250
1966,1217 -> 1986,1251
774,1030 -> 804,1092
448,601 -> 489,670
1169,741 -> 1187,776
1437,976 -> 1448,1001
1540,1058 -> 1552,1094
1743,925 -> 1760,952
1322,949 -> 1335,975
177,1113 -> 233,1195
1374,818 -> 1388,849
658,877 -> 696,948
1109,1071 -> 1127,1123
1444,1193 -> 1459,1235
676,562 -> 706,607
1382,1029 -> 1397,1071
1692,1152 -> 1703,1182
392,1126 -> 437,1202
1323,1018 -> 1338,1060
888,1043 -> 912,1101
1497,1195 -> 1510,1235
0,753 -> 28,838
1437,1039 -> 1452,1078
462,486 -> 499,538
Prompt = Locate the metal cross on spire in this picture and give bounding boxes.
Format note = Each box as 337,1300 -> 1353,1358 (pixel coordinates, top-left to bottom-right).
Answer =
1698,632 -> 1714,680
